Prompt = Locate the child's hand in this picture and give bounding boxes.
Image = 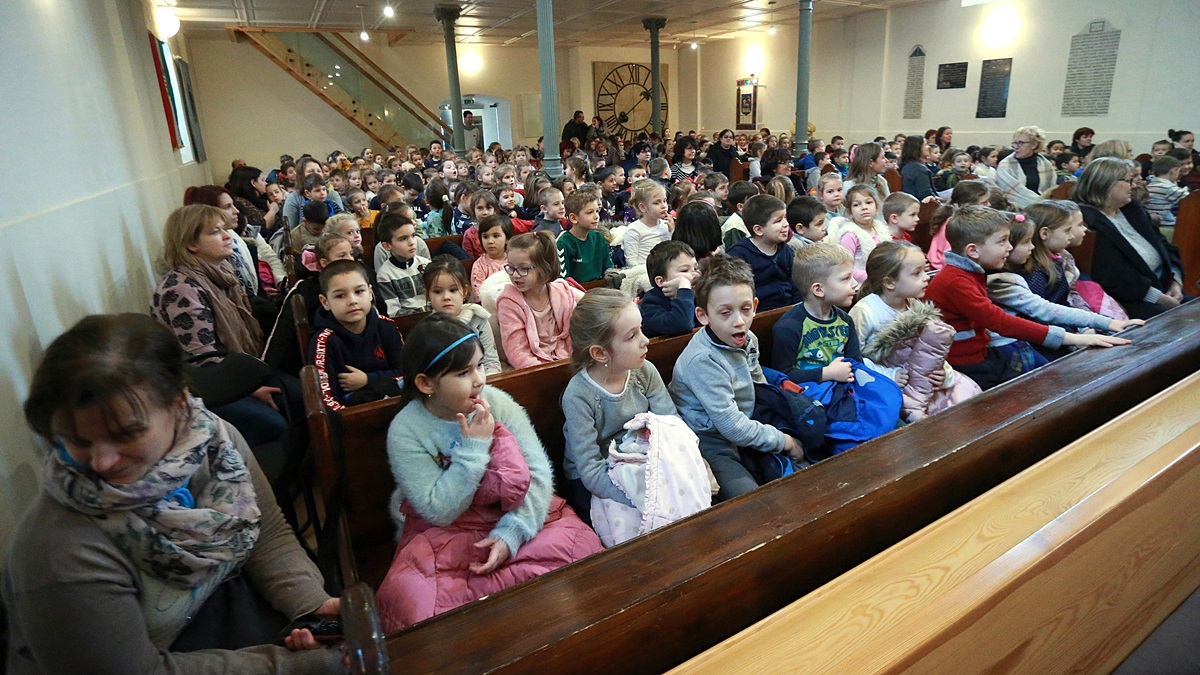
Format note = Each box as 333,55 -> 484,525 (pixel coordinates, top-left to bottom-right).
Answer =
267,200 -> 279,214
921,195 -> 941,204
894,370 -> 910,386
1108,318 -> 1146,332
458,397 -> 494,440
660,275 -> 691,299
928,366 -> 947,388
783,435 -> 805,462
338,366 -> 369,392
1062,333 -> 1132,349
1167,281 -> 1185,302
470,536 -> 511,575
821,357 -> 854,383
1157,294 -> 1182,309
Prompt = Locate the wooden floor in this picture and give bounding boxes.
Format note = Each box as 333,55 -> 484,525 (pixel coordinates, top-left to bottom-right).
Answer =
672,372 -> 1200,674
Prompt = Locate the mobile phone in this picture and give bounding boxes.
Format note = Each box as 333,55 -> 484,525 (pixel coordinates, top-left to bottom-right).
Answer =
279,617 -> 343,643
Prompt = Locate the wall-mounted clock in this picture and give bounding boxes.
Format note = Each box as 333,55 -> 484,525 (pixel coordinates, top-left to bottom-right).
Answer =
593,62 -> 669,142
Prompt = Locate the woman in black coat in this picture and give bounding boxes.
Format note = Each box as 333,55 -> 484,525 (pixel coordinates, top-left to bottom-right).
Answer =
1075,157 -> 1185,319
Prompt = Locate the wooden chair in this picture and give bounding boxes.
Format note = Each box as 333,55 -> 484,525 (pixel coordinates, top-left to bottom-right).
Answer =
1049,182 -> 1075,200
1069,229 -> 1096,277
729,158 -> 749,183
292,294 -> 312,366
676,372 -> 1200,674
883,168 -> 903,194
912,200 -> 943,253
382,303 -> 1200,673
1173,191 -> 1200,290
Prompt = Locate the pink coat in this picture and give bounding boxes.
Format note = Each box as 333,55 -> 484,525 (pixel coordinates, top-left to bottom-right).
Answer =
862,301 -> 981,421
376,422 -> 601,631
496,278 -> 581,369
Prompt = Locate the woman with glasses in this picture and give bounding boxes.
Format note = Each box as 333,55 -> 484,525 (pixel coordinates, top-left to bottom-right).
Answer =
995,125 -> 1057,208
1075,157 -> 1186,319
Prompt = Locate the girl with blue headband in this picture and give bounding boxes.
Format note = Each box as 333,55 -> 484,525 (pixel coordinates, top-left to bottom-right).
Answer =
376,313 -> 601,631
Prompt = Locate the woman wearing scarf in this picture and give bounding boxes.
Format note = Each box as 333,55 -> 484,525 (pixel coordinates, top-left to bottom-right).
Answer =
3,314 -> 341,673
151,204 -> 287,446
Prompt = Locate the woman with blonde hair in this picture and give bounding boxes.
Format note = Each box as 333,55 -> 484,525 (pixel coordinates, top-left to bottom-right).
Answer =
995,125 -> 1056,208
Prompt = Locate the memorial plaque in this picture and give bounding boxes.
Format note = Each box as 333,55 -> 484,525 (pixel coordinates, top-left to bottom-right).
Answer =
904,45 -> 926,120
975,57 -> 1012,119
1061,19 -> 1121,117
937,62 -> 968,89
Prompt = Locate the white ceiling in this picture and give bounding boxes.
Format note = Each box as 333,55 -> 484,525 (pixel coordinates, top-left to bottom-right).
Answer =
172,0 -> 937,47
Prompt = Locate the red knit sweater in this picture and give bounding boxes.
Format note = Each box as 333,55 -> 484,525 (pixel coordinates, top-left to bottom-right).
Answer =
925,262 -> 1050,365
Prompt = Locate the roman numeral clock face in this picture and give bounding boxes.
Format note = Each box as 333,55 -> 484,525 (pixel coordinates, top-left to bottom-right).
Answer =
596,63 -> 668,142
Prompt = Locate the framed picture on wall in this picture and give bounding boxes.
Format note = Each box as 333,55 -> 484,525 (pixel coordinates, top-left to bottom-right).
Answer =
148,33 -> 182,149
173,57 -> 206,163
736,77 -> 759,130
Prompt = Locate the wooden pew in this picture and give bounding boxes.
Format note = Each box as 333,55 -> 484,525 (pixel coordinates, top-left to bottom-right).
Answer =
729,158 -> 749,183
425,234 -> 465,253
1174,190 -> 1200,290
883,168 -> 903,193
381,302 -> 1200,673
674,371 -> 1200,674
291,294 -> 312,366
1069,228 -> 1097,276
360,225 -> 376,262
912,199 -> 942,253
1049,181 -> 1075,200
389,310 -> 429,339
1135,152 -> 1152,164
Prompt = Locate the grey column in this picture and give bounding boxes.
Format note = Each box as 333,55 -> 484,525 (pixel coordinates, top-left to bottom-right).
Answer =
535,0 -> 562,177
643,17 -> 666,137
435,5 -> 465,151
793,0 -> 813,158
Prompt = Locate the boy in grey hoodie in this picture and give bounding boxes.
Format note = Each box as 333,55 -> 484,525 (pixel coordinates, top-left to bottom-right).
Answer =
669,254 -> 802,501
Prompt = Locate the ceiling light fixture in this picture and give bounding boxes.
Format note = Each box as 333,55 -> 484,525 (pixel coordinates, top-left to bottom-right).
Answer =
383,4 -> 395,18
358,5 -> 370,41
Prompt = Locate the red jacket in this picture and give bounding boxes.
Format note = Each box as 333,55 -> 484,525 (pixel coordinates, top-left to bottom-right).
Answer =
925,257 -> 1051,365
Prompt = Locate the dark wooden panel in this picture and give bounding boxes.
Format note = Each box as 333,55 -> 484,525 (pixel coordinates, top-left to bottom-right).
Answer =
383,302 -> 1200,674
1175,191 -> 1200,291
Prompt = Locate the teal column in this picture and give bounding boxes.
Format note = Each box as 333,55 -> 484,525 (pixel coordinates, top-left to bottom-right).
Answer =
793,0 -> 813,158
435,5 -> 466,151
536,0 -> 562,177
643,17 -> 666,137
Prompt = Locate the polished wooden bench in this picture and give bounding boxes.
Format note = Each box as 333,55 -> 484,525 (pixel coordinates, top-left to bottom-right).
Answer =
1049,181 -> 1075,200
302,304 -> 794,589
1069,228 -> 1097,277
884,168 -> 903,193
1174,190 -> 1200,290
674,370 -> 1200,673
292,293 -> 312,366
381,302 -> 1200,673
912,199 -> 942,253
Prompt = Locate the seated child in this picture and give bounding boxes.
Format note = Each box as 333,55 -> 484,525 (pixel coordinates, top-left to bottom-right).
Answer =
881,191 -> 920,243
925,206 -> 1130,390
926,180 -> 990,270
1054,152 -> 1081,185
496,232 -> 584,369
785,195 -> 828,253
830,148 -> 850,177
347,188 -> 378,232
933,150 -> 972,192
557,190 -> 614,283
669,255 -> 803,501
376,212 -> 432,316
533,187 -> 566,236
1145,155 -> 1190,226
290,198 -> 331,251
727,194 -> 802,311
834,185 -> 891,283
850,241 -> 981,421
421,178 -> 453,237
593,167 -> 625,222
815,173 -> 845,219
449,182 -> 476,235
471,214 -> 512,297
623,180 -> 671,267
648,157 -> 672,190
375,315 -> 602,631
309,260 -> 404,410
720,181 -> 758,249
264,234 -> 356,376
461,189 -> 499,258
562,289 -> 710,543
640,241 -> 700,338
424,256 -> 501,374
703,172 -> 730,215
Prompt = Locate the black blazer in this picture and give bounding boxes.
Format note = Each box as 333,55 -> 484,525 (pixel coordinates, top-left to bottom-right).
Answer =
1077,200 -> 1181,304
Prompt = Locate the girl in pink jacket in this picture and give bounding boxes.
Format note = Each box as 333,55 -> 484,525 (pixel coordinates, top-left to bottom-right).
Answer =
496,232 -> 584,369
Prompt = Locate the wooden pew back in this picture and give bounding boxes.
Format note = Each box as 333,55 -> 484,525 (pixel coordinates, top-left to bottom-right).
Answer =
292,294 -> 312,366
1174,190 -> 1200,290
912,199 -> 942,253
729,158 -> 749,183
883,168 -> 903,194
1069,228 -> 1097,277
1049,181 -> 1075,200
382,303 -> 1200,673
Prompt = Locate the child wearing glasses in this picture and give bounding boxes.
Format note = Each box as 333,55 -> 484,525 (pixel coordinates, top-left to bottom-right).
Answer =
496,232 -> 584,369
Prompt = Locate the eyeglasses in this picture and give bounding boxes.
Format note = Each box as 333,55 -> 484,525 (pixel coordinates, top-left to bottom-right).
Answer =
1121,177 -> 1138,185
1011,140 -> 1033,147
504,264 -> 534,277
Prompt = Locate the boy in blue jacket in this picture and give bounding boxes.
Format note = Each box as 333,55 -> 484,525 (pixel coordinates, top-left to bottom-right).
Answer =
727,194 -> 802,311
310,259 -> 405,410
669,254 -> 803,501
770,242 -> 863,384
640,241 -> 700,338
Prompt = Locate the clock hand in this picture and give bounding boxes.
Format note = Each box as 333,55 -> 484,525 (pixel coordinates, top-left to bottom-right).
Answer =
622,93 -> 650,119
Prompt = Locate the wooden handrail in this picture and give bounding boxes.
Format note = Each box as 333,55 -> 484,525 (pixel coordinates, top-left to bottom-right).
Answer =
381,302 -> 1200,673
328,33 -> 453,138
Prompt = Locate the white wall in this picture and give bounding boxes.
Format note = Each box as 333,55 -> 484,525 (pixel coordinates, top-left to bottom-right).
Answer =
692,0 -> 1199,150
0,0 -> 209,548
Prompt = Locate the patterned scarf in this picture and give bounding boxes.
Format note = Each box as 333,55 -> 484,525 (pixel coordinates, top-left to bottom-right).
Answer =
180,260 -> 263,356
42,396 -> 261,589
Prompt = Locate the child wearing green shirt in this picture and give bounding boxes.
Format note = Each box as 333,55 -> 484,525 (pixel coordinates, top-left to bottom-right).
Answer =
557,189 -> 614,283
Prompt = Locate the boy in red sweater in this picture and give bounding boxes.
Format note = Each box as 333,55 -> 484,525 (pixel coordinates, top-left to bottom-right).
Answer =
924,206 -> 1128,390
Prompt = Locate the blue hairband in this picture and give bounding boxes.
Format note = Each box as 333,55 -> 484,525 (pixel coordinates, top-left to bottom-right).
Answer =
426,333 -> 477,371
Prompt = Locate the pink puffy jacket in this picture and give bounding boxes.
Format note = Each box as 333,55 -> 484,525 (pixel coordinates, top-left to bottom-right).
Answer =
862,301 -> 981,421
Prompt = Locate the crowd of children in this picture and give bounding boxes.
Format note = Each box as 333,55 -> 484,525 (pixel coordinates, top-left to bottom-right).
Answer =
143,124 -> 1192,634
